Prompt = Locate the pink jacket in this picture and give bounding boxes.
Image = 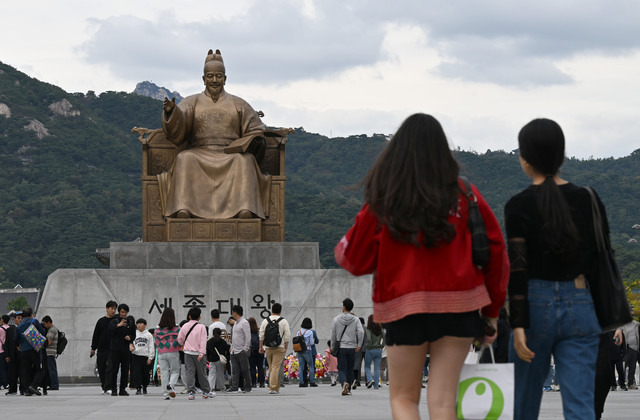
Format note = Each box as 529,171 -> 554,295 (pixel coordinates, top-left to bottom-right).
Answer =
177,320 -> 207,355
324,347 -> 338,372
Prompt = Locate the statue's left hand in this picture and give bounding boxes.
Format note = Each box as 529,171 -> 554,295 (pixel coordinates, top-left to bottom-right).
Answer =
163,97 -> 176,114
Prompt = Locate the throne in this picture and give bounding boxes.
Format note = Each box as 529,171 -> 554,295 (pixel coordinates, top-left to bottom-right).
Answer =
133,127 -> 292,242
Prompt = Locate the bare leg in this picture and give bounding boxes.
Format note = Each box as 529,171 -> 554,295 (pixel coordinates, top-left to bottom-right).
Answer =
427,337 -> 474,420
387,342 -> 429,420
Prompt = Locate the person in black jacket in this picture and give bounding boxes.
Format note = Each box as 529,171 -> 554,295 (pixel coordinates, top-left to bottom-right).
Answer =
108,303 -> 135,396
90,300 -> 117,394
1,314 -> 17,393
206,328 -> 230,392
14,307 -> 46,396
4,313 -> 21,395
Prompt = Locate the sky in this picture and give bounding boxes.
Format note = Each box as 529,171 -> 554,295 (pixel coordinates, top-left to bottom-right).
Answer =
2,0 -> 640,158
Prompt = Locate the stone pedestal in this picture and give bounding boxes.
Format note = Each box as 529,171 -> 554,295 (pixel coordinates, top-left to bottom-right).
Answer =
37,242 -> 372,380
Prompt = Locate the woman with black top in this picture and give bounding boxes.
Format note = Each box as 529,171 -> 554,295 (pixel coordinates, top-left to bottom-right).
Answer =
248,317 -> 265,388
506,118 -> 604,419
206,328 -> 230,392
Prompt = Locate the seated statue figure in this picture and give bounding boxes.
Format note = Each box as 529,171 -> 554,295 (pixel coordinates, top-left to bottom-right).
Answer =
158,49 -> 270,220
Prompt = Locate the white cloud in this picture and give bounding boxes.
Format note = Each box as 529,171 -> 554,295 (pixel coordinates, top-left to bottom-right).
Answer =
1,0 -> 639,158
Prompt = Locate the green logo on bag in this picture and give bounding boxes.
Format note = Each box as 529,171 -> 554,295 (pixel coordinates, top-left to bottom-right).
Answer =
457,376 -> 504,419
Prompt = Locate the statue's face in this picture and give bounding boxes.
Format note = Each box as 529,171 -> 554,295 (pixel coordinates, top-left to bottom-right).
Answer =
203,70 -> 226,96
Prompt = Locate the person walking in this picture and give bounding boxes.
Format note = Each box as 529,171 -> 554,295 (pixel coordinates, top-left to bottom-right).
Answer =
90,300 -> 117,394
154,307 -> 181,400
364,314 -> 384,389
506,118 -> 604,419
330,298 -> 364,396
177,307 -> 211,400
258,303 -> 290,394
130,318 -> 154,395
621,313 -> 640,389
335,114 -> 508,419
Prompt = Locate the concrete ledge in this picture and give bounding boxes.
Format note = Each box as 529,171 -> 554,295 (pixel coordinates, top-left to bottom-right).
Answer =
109,242 -> 320,269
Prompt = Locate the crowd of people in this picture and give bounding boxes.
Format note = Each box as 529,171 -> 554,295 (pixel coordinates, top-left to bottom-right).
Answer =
80,298 -> 390,400
0,113 -> 630,420
0,308 -> 61,396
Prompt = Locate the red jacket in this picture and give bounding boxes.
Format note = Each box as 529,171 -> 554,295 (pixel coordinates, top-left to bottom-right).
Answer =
335,182 -> 509,324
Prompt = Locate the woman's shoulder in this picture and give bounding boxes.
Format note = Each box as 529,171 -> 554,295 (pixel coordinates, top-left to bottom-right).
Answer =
505,186 -> 536,212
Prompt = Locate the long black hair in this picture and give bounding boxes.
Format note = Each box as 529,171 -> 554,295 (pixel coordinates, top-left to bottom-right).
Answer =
518,118 -> 578,257
363,113 -> 460,247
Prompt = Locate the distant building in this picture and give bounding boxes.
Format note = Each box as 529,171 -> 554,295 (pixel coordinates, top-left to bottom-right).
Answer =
0,286 -> 41,314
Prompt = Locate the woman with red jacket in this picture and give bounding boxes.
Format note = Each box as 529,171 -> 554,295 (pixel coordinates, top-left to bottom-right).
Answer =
335,113 -> 509,420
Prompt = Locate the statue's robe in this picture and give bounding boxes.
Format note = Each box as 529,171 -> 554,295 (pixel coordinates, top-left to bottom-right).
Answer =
158,90 -> 271,219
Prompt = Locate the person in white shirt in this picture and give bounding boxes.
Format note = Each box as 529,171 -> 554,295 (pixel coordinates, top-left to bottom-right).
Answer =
208,309 -> 227,339
130,318 -> 155,395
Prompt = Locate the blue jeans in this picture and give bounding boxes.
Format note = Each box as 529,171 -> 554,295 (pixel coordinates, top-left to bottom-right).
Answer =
510,280 -> 600,420
364,349 -> 382,388
297,351 -> 315,384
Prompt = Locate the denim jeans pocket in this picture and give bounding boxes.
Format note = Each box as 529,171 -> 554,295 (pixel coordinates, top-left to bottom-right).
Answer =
564,290 -> 600,336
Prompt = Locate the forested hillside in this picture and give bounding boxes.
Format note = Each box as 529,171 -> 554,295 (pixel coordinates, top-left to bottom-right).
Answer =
1,61 -> 638,294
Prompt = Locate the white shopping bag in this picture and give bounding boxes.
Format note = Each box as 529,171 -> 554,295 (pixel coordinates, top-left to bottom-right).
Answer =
457,346 -> 514,420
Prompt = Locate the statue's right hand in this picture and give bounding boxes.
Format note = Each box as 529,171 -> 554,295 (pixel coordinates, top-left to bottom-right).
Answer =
163,97 -> 176,113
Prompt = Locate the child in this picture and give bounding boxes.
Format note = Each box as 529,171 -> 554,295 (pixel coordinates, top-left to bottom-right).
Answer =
324,341 -> 338,386
130,318 -> 155,395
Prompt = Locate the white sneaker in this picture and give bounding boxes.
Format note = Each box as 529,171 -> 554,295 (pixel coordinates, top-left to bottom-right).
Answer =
269,390 -> 279,394
106,390 -> 112,395
208,391 -> 216,398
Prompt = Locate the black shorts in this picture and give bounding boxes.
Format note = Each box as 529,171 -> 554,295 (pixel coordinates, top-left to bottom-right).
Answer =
383,311 -> 483,346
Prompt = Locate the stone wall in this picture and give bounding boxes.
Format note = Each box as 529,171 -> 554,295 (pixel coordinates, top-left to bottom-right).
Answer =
37,242 -> 373,380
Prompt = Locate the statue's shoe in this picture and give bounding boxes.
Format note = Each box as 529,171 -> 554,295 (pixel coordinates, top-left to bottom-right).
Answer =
176,209 -> 192,218
237,210 -> 252,219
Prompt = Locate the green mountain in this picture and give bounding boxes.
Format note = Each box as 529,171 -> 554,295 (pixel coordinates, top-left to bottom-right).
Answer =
1,61 -> 638,290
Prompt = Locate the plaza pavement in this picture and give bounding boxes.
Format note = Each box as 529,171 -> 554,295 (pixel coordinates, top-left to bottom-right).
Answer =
4,382 -> 640,419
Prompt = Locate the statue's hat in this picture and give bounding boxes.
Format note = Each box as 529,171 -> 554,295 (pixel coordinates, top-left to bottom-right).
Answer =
204,49 -> 225,73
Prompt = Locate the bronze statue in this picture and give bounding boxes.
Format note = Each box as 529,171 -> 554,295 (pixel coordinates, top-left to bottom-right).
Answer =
158,49 -> 271,220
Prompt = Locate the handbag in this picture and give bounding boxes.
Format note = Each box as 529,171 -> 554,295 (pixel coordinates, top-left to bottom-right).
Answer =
22,319 -> 46,352
214,346 -> 227,365
585,187 -> 632,331
330,324 -> 348,357
457,346 -> 514,420
460,177 -> 490,268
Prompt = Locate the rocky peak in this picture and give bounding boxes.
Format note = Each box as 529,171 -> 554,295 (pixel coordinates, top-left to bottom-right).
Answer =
133,81 -> 183,103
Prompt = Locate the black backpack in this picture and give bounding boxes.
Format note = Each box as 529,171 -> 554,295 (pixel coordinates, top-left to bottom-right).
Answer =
263,317 -> 283,347
292,330 -> 308,352
56,330 -> 68,355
